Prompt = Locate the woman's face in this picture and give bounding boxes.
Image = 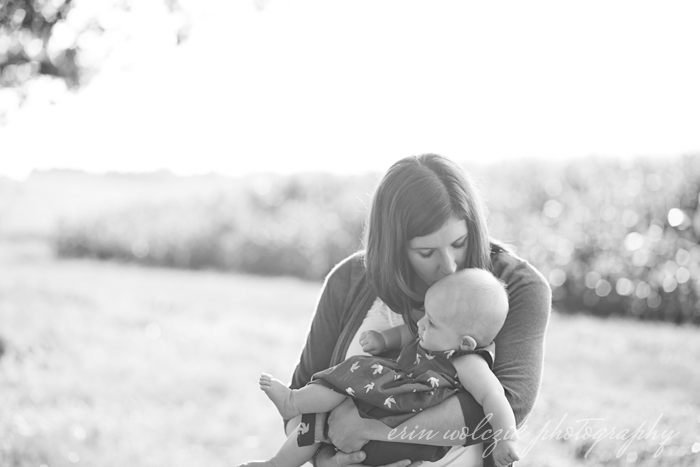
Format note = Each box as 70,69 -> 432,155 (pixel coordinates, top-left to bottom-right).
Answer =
406,216 -> 468,293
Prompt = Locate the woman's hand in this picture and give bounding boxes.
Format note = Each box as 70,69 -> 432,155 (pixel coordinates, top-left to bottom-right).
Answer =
316,444 -> 421,467
327,398 -> 374,452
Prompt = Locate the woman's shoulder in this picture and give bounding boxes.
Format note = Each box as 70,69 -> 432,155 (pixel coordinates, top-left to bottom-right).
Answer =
328,250 -> 366,277
323,251 -> 368,292
490,242 -> 550,294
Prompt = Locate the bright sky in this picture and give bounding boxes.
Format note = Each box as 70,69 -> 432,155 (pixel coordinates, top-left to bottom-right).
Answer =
1,0 -> 699,180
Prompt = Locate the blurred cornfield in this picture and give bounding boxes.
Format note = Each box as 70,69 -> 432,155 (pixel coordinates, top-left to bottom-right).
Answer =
52,155 -> 700,324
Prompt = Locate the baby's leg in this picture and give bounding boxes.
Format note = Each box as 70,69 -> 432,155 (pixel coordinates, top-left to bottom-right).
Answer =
260,373 -> 346,419
238,424 -> 320,467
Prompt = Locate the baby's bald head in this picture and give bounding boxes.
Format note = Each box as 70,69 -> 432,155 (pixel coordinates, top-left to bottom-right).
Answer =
425,269 -> 509,347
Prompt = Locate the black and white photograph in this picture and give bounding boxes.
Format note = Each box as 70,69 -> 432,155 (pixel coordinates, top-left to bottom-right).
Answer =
1,1 -> 699,466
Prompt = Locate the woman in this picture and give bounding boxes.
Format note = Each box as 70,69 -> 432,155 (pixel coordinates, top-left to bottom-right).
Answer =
286,154 -> 551,467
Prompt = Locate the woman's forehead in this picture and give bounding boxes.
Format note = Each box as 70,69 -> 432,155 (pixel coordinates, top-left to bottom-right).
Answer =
408,217 -> 468,248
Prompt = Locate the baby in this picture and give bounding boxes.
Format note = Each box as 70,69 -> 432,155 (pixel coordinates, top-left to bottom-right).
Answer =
241,269 -> 520,467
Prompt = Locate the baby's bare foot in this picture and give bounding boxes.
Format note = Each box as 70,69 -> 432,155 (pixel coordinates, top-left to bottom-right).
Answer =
259,373 -> 299,419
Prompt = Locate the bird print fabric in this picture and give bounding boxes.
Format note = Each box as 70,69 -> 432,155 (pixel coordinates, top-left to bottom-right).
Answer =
308,338 -> 493,428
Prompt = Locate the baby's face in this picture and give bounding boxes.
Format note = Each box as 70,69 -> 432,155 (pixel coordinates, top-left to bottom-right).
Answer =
416,305 -> 464,352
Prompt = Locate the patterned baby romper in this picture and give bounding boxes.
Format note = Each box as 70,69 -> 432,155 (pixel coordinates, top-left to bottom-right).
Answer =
309,338 -> 493,428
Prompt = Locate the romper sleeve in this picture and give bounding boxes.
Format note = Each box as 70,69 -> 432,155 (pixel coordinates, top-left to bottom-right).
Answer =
455,250 -> 552,446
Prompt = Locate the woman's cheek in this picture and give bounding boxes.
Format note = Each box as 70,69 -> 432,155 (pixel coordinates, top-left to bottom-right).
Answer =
457,249 -> 468,270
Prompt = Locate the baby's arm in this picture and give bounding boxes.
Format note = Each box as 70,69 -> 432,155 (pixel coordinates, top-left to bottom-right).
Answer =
452,354 -> 520,467
360,324 -> 412,355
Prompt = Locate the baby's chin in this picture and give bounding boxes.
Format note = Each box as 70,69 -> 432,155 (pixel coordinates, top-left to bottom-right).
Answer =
418,338 -> 442,352
420,337 -> 460,353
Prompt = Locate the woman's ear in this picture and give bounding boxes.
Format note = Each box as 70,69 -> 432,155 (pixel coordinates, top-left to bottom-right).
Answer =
459,335 -> 477,351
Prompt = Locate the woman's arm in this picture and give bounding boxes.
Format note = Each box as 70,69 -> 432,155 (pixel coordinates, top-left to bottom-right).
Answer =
288,259 -> 350,392
488,256 -> 551,427
327,395 -> 467,451
284,255 -> 356,435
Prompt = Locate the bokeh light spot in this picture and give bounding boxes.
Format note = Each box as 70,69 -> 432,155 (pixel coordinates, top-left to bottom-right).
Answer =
676,267 -> 690,284
544,178 -> 563,197
662,276 -> 678,293
675,248 -> 690,265
72,425 -> 86,440
647,291 -> 661,309
548,269 -> 566,287
543,200 -> 563,218
595,279 -> 612,297
635,281 -> 651,299
624,232 -> 644,251
667,208 -> 684,227
585,271 -> 601,289
616,278 -> 633,296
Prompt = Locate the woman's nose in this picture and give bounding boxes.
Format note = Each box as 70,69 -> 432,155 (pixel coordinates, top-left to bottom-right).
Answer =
438,250 -> 458,274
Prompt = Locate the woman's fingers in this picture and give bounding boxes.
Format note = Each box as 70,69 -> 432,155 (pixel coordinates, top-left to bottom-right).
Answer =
331,451 -> 416,467
327,399 -> 369,452
332,450 -> 367,466
375,460 -> 415,467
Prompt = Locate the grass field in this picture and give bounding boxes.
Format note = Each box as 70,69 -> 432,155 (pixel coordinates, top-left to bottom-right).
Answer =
1,239 -> 699,467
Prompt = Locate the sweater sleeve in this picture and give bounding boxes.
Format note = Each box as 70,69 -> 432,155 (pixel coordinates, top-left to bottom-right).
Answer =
456,251 -> 552,445
289,257 -> 356,391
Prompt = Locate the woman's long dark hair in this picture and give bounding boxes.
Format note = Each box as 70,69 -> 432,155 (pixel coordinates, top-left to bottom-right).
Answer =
363,154 -> 492,332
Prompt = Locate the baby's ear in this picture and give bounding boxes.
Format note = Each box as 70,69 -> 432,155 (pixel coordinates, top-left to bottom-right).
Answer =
459,335 -> 477,351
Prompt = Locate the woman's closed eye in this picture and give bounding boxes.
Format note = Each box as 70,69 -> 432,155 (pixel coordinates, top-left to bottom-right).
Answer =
418,241 -> 466,259
453,236 -> 468,248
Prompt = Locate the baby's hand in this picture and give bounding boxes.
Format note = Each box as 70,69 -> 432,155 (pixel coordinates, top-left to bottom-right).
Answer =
493,439 -> 520,467
360,330 -> 386,355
